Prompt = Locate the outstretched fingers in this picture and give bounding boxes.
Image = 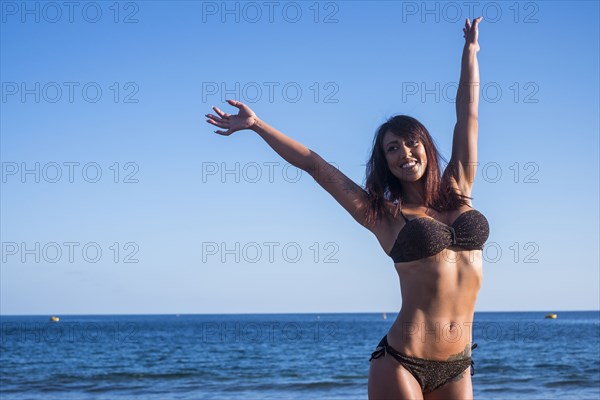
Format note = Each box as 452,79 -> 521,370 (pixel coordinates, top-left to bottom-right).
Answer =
206,114 -> 231,134
226,99 -> 241,108
205,99 -> 254,136
212,106 -> 230,119
226,99 -> 251,113
206,116 -> 225,126
463,16 -> 482,38
206,105 -> 232,123
214,128 -> 232,136
466,16 -> 483,31
206,118 -> 232,135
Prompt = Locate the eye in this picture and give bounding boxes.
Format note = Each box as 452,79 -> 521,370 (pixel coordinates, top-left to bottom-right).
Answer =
407,139 -> 419,147
387,146 -> 398,153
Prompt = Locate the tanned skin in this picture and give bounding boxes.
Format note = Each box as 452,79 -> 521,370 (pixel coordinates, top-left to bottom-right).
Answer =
206,16 -> 485,400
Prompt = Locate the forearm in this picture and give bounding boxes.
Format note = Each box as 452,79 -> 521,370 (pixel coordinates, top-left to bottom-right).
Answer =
251,117 -> 315,171
455,44 -> 480,120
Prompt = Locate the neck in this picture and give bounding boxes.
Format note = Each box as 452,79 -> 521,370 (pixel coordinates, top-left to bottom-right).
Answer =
401,179 -> 426,206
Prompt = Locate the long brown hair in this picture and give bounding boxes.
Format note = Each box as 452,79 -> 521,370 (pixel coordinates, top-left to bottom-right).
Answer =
363,115 -> 471,227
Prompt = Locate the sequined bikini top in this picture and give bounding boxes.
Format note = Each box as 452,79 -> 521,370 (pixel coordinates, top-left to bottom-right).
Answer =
389,208 -> 490,263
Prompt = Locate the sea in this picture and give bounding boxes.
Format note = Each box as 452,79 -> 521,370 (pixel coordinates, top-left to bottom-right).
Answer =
1,311 -> 599,399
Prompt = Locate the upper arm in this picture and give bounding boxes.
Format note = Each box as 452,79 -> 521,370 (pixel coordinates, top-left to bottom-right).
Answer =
442,117 -> 478,200
306,152 -> 372,229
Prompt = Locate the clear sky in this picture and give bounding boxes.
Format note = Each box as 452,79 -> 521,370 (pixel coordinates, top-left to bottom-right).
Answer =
1,0 -> 598,315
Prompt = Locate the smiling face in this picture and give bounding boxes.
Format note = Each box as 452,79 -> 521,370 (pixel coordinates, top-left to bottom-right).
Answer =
382,130 -> 428,182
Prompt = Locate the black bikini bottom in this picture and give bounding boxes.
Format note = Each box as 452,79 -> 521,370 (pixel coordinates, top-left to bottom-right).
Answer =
369,334 -> 477,394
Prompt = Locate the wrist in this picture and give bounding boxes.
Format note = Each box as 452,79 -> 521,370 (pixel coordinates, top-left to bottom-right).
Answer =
250,116 -> 264,133
464,43 -> 480,53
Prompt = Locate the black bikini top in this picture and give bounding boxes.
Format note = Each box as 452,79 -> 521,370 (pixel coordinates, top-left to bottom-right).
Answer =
389,208 -> 490,263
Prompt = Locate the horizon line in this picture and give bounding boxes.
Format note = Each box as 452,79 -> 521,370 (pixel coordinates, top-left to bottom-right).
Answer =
2,309 -> 599,317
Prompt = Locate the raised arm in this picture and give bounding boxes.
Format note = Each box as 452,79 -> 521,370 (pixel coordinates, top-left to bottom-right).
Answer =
444,16 -> 483,200
206,100 -> 371,228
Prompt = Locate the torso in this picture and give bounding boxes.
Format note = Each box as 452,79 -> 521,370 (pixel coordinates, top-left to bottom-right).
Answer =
374,201 -> 484,360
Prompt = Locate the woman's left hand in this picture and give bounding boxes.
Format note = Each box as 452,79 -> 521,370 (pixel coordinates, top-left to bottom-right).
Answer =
463,16 -> 483,51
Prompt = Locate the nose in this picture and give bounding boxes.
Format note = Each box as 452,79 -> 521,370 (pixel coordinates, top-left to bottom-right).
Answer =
399,144 -> 412,158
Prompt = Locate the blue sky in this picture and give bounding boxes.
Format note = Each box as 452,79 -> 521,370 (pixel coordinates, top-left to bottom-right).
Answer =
1,0 -> 598,315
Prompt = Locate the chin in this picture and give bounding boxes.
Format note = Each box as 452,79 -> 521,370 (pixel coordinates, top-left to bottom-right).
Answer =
396,169 -> 425,182
396,174 -> 423,182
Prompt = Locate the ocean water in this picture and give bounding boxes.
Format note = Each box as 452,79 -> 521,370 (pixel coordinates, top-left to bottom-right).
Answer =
1,311 -> 599,399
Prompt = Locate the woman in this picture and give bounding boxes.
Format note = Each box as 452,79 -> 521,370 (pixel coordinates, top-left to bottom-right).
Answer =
206,17 -> 486,400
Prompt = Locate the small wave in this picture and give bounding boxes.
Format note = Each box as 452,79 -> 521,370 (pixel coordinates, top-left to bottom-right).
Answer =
481,387 -> 537,393
52,370 -> 205,384
221,380 -> 355,392
476,365 -> 521,374
285,381 -> 355,390
544,380 -> 595,388
331,374 -> 367,380
533,363 -> 575,370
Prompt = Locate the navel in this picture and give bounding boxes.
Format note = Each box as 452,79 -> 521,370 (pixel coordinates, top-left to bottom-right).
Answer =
448,321 -> 459,332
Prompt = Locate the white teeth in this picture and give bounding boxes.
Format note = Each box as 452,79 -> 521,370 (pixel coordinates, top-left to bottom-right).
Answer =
401,161 -> 417,169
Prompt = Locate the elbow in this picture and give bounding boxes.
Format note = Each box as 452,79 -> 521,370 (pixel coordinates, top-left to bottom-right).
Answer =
457,111 -> 479,123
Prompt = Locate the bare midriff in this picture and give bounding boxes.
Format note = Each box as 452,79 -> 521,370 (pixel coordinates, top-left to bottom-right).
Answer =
386,246 -> 483,361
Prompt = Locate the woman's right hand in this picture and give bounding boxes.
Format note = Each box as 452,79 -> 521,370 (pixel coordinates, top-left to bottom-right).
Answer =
205,99 -> 258,136
463,16 -> 483,52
